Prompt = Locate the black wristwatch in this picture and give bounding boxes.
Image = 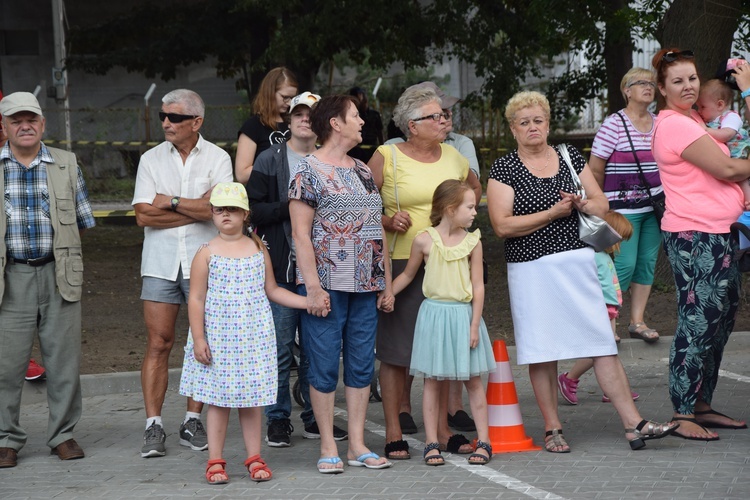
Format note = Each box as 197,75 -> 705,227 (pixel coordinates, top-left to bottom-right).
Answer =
170,196 -> 181,211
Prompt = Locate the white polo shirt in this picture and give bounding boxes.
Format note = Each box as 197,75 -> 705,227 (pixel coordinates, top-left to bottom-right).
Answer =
132,134 -> 233,280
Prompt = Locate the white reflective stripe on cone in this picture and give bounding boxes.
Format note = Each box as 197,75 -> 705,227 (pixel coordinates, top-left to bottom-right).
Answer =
487,404 -> 524,427
488,360 -> 513,384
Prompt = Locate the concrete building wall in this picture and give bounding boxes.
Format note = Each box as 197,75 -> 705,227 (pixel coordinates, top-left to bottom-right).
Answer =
0,0 -> 244,114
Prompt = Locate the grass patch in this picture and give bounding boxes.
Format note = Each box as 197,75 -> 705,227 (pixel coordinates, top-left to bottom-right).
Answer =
86,176 -> 136,201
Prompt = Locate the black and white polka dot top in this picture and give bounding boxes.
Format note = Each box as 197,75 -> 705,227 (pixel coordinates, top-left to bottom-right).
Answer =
488,144 -> 588,263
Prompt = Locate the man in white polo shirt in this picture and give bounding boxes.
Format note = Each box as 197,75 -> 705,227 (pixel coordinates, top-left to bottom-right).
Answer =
132,89 -> 232,458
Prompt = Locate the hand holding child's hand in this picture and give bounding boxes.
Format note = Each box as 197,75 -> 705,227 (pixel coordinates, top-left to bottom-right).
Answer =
307,287 -> 331,317
193,339 -> 212,365
377,291 -> 395,313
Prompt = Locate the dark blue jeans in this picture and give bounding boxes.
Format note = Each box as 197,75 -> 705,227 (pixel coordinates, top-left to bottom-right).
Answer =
298,286 -> 377,393
265,282 -> 314,426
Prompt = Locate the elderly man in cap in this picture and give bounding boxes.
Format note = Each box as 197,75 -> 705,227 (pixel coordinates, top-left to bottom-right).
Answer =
248,91 -> 348,447
132,89 -> 232,458
0,92 -> 95,468
0,91 -> 47,384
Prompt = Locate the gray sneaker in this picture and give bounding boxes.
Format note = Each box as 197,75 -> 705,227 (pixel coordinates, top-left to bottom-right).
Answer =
141,422 -> 166,458
179,418 -> 208,451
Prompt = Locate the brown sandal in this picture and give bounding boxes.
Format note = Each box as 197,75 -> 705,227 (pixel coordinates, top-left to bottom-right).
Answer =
205,458 -> 229,485
544,429 -> 570,453
245,454 -> 272,482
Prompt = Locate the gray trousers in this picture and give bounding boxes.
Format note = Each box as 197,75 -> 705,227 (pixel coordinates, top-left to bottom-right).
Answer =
0,260 -> 82,451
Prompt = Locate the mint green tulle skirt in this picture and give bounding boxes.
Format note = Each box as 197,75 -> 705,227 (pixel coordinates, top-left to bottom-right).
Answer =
409,299 -> 495,380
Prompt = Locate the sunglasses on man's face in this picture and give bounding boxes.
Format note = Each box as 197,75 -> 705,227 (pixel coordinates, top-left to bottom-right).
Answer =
662,50 -> 694,63
158,111 -> 198,123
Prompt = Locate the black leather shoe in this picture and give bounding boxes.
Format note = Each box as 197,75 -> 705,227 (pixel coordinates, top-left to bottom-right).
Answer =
447,410 -> 476,432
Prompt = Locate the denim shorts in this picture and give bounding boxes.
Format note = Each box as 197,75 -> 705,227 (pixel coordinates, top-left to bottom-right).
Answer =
298,286 -> 377,393
140,267 -> 190,304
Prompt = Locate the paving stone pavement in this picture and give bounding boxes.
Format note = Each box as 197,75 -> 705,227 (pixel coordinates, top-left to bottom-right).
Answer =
3,334 -> 750,499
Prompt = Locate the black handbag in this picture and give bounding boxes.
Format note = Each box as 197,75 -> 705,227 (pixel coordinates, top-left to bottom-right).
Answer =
617,112 -> 665,224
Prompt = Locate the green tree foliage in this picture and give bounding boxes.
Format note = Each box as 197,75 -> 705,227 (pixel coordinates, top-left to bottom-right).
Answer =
67,0 -> 750,119
66,0 -> 437,101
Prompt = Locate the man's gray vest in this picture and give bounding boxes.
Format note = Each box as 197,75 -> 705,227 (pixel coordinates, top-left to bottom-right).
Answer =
0,146 -> 85,302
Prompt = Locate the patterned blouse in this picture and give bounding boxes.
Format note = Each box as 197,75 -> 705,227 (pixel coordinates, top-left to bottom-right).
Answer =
289,154 -> 386,293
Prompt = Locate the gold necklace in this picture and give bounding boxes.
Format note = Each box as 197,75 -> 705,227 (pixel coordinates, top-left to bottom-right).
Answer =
520,146 -> 550,171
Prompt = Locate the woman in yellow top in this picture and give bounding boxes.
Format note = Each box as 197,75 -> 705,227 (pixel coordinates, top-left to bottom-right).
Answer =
369,85 -> 481,460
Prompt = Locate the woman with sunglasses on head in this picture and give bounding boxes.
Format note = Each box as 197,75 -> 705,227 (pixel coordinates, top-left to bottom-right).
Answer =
235,67 -> 298,183
652,48 -> 750,440
368,84 -> 481,460
585,68 -> 662,349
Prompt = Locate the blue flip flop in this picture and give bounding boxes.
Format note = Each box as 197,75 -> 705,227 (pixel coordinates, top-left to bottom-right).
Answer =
347,452 -> 392,469
317,456 -> 344,474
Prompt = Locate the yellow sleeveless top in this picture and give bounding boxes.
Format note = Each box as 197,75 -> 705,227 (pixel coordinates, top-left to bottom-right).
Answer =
421,227 -> 481,303
377,144 -> 469,259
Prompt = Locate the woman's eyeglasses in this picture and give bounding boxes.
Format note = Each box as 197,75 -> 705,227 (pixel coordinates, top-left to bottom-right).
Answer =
278,92 -> 295,104
412,112 -> 451,123
628,80 -> 656,89
211,206 -> 242,214
158,112 -> 198,123
662,50 -> 694,63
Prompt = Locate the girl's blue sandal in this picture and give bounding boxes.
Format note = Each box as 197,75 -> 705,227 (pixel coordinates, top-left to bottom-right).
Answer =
468,440 -> 492,465
423,442 -> 445,466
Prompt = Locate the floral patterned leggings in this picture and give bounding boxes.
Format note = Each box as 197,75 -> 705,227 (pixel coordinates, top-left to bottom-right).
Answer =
662,230 -> 741,415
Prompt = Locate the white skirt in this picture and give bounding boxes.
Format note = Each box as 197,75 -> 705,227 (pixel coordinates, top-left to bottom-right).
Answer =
508,247 -> 618,364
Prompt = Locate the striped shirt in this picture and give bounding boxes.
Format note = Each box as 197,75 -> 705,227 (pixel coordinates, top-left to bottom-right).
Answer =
2,142 -> 95,259
590,111 -> 662,213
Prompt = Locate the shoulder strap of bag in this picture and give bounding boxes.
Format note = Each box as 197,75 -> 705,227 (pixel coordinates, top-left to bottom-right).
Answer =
558,143 -> 584,199
388,144 -> 400,254
617,112 -> 657,204
389,144 -> 401,212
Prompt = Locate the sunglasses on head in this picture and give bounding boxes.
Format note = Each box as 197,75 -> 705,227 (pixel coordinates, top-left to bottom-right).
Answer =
211,205 -> 242,214
662,50 -> 694,63
158,111 -> 198,123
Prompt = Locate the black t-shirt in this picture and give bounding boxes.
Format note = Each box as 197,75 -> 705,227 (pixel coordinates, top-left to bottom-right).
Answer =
238,115 -> 290,161
488,145 -> 587,263
360,109 -> 383,146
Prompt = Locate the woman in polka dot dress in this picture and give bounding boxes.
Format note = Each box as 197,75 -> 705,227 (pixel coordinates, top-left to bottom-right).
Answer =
179,182 -> 310,485
486,91 -> 679,454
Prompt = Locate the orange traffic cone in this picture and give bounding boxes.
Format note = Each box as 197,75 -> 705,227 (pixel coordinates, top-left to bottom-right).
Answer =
486,340 -> 541,453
